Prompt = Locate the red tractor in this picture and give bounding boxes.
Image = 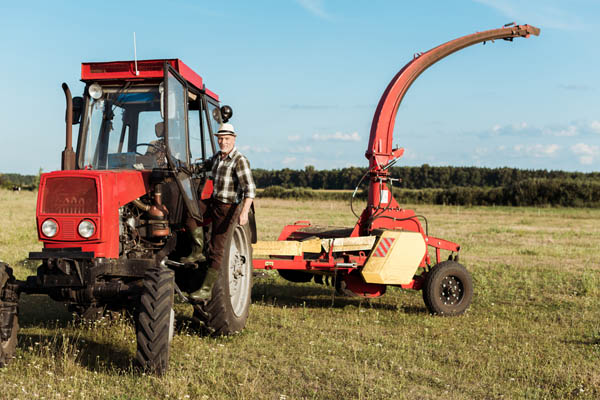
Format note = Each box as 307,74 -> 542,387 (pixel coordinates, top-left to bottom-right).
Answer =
0,59 -> 256,374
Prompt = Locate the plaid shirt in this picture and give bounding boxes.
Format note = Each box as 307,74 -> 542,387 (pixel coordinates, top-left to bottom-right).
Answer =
211,147 -> 256,204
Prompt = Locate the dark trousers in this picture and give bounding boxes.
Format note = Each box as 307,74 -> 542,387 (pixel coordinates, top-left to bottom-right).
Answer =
207,200 -> 238,271
186,199 -> 238,271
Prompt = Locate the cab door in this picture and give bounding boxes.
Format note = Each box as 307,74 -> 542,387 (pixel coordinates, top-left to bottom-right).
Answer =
163,63 -> 202,220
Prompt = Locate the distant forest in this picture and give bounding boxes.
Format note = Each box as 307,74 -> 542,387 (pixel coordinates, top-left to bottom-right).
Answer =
254,166 -> 600,207
2,165 -> 599,206
253,165 -> 600,190
0,173 -> 39,190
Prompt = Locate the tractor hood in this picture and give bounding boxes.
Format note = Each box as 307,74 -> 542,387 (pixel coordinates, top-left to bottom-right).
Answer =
36,169 -> 151,258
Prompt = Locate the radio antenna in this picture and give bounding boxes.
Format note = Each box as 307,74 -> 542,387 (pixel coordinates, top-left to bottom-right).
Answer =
133,32 -> 139,76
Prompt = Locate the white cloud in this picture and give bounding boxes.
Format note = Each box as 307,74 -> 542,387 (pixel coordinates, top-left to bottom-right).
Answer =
544,125 -> 578,137
282,157 -> 297,165
489,121 -> 532,136
296,0 -> 331,20
512,122 -> 528,131
591,121 -> 600,134
513,144 -> 560,157
474,147 -> 489,156
287,135 -> 301,142
238,145 -> 271,153
571,142 -> 599,165
312,131 -> 360,142
290,146 -> 313,153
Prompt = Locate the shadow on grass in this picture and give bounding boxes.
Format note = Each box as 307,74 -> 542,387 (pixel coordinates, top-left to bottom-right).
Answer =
18,332 -> 133,373
18,294 -> 72,328
563,335 -> 600,346
251,280 -> 411,312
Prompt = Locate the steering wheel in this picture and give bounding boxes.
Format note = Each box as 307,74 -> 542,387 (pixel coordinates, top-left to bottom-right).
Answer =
135,142 -> 161,156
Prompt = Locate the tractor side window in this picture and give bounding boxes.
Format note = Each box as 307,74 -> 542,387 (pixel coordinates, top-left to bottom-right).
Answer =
204,102 -> 219,156
166,72 -> 188,165
188,107 -> 202,162
106,107 -> 126,154
138,111 -> 163,146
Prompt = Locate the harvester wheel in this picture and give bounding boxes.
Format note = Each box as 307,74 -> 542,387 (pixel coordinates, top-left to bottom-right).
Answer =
135,266 -> 175,375
193,222 -> 253,335
0,263 -> 19,367
422,260 -> 473,316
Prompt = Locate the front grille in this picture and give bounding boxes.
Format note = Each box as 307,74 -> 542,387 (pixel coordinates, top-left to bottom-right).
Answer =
42,177 -> 98,214
60,220 -> 76,240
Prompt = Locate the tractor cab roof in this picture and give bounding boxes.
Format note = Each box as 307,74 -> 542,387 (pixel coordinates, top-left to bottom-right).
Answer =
81,58 -> 219,101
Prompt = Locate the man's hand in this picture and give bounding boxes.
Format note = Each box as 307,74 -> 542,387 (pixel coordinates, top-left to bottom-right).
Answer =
239,210 -> 249,226
238,197 -> 253,226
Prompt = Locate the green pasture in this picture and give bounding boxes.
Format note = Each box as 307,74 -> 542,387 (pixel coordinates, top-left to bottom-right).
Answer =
0,190 -> 598,399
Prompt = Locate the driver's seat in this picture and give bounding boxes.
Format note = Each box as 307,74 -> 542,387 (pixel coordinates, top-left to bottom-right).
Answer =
155,121 -> 165,138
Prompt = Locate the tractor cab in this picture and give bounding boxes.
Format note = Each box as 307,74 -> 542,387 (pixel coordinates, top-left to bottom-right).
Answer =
71,59 -> 229,220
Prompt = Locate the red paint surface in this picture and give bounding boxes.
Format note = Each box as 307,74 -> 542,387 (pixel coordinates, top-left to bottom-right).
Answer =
81,59 -> 219,101
36,170 -> 151,258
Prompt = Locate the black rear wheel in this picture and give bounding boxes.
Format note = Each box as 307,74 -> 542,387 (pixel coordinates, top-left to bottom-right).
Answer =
422,260 -> 473,316
0,263 -> 19,368
193,223 -> 253,335
135,266 -> 175,375
0,311 -> 18,368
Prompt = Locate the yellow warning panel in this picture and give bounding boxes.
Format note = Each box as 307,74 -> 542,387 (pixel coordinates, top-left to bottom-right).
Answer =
361,230 -> 426,285
322,236 -> 377,252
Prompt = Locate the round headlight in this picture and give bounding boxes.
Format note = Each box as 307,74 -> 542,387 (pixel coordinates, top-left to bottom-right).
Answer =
88,83 -> 103,100
78,220 -> 96,238
41,219 -> 58,238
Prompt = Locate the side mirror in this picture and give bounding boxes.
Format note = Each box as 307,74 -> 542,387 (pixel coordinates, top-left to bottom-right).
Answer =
72,96 -> 83,125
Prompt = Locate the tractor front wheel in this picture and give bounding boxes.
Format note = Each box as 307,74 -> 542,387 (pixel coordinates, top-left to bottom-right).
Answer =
193,222 -> 253,335
135,266 -> 175,375
422,260 -> 473,316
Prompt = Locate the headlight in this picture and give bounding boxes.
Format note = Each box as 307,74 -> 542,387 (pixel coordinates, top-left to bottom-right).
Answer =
78,219 -> 96,238
88,83 -> 103,100
41,219 -> 58,238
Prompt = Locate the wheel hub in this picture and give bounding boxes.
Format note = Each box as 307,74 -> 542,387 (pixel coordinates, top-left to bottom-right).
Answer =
440,275 -> 463,305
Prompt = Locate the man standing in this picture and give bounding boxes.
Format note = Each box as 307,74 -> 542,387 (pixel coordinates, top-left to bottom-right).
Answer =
188,122 -> 255,302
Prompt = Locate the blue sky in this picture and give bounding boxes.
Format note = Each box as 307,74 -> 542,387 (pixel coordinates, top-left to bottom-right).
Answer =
1,0 -> 598,174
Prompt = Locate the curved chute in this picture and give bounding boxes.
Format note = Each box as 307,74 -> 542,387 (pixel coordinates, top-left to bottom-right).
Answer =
366,24 -> 540,170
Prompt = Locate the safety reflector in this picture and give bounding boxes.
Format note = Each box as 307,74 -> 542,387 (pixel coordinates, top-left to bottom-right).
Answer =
373,237 -> 395,257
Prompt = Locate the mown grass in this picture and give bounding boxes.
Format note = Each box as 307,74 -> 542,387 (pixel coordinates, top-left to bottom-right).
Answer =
0,190 -> 599,399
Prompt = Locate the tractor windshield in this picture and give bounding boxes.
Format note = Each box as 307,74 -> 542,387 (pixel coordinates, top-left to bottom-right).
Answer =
80,85 -> 177,170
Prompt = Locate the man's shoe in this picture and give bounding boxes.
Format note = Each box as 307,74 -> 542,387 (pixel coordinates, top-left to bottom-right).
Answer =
189,268 -> 220,303
180,227 -> 206,264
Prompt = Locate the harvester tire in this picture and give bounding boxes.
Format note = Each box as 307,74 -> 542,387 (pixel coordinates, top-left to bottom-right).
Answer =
422,260 -> 473,316
193,222 -> 253,335
135,266 -> 175,375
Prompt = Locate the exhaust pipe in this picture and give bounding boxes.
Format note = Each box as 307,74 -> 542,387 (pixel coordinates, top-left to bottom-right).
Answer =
61,83 -> 76,170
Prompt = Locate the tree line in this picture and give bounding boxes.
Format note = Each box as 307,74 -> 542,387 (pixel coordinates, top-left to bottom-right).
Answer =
254,165 -> 600,207
0,172 -> 39,190
253,165 -> 600,190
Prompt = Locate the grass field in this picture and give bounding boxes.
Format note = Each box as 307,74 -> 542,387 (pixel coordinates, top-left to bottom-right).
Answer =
0,190 -> 599,399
